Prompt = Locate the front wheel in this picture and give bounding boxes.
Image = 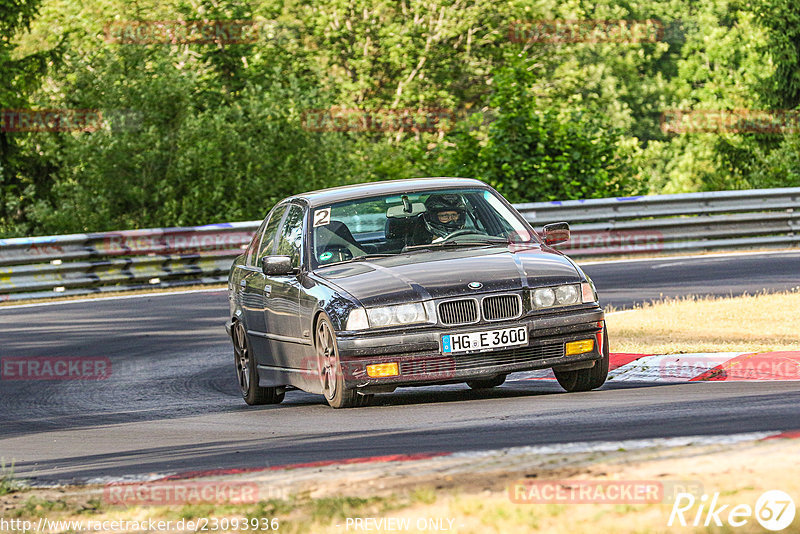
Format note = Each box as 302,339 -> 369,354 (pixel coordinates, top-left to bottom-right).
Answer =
554,326 -> 609,393
316,314 -> 372,408
232,321 -> 285,405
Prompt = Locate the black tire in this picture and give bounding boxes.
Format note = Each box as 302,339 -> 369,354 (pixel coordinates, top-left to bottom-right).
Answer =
554,326 -> 610,393
316,314 -> 372,408
232,320 -> 285,406
467,374 -> 507,389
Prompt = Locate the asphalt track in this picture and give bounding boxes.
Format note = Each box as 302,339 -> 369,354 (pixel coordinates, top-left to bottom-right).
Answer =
1,251 -> 799,484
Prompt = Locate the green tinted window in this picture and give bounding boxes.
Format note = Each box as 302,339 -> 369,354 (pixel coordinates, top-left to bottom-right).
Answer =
276,205 -> 305,267
257,206 -> 286,262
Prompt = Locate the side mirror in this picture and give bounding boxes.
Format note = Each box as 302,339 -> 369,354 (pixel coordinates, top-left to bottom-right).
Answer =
261,255 -> 294,275
542,222 -> 570,246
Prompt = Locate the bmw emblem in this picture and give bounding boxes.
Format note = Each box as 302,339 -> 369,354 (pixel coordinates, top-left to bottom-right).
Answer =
468,281 -> 483,290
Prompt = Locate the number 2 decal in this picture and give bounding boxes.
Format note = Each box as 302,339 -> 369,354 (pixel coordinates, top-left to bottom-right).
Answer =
314,207 -> 331,227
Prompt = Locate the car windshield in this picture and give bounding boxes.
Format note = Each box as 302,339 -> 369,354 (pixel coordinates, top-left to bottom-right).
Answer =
311,188 -> 537,267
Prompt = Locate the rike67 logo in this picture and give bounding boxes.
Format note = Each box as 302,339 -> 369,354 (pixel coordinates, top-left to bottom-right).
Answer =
669,490 -> 796,531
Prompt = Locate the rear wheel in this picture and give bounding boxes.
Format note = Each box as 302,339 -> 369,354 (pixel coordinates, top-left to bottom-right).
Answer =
554,326 -> 609,393
233,321 -> 285,405
316,314 -> 372,408
467,374 -> 507,389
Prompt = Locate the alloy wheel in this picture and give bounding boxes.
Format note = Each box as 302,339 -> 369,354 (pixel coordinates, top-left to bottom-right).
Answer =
233,322 -> 250,395
317,320 -> 338,400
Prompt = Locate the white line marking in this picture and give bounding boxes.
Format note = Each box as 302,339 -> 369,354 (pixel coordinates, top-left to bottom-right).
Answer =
449,431 -> 781,459
0,287 -> 226,310
84,472 -> 178,485
577,249 -> 800,266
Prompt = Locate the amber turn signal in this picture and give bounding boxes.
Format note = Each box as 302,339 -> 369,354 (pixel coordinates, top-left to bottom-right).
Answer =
366,362 -> 399,378
565,339 -> 595,356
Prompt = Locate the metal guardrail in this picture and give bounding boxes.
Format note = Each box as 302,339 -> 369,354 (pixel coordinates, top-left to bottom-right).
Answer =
517,187 -> 800,257
0,223 -> 258,302
1,187 -> 798,301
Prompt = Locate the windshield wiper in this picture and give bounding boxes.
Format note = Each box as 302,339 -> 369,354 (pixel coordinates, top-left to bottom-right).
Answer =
402,239 -> 508,252
349,253 -> 397,261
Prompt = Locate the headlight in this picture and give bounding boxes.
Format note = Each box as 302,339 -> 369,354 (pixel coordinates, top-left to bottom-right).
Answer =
532,287 -> 556,308
394,303 -> 424,323
366,302 -> 427,328
532,284 -> 585,309
345,308 -> 369,330
555,284 -> 579,305
368,306 -> 393,327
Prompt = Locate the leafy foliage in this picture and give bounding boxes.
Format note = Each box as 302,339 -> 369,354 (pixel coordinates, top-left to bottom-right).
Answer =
0,0 -> 799,236
0,0 -> 63,236
754,0 -> 800,108
433,55 -> 641,202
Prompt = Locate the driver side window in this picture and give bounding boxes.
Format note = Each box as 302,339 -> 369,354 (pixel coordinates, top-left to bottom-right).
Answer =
256,206 -> 287,265
275,204 -> 305,268
244,218 -> 268,266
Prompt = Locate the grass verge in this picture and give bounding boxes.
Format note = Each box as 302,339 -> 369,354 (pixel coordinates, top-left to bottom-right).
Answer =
606,288 -> 800,354
0,459 -> 18,497
2,438 -> 799,533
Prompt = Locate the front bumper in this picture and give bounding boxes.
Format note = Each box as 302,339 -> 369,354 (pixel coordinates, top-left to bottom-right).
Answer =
336,307 -> 604,389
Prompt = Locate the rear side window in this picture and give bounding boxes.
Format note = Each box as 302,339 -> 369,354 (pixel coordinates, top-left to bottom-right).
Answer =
276,205 -> 305,268
256,206 -> 287,264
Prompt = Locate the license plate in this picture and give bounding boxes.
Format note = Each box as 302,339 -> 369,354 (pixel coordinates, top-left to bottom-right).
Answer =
441,326 -> 528,354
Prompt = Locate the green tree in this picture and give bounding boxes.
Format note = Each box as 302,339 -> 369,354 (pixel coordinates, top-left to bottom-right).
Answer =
433,55 -> 641,203
0,0 -> 63,236
754,0 -> 800,108
654,0 -> 778,192
8,0 -> 799,237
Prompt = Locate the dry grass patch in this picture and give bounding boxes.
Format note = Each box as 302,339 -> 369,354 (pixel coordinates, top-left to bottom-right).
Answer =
606,288 -> 800,354
5,438 -> 799,533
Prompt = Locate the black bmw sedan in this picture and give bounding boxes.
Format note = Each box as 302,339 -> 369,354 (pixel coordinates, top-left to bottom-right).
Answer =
226,178 -> 607,408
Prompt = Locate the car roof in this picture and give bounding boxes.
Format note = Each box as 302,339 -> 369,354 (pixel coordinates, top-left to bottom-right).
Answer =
287,177 -> 490,208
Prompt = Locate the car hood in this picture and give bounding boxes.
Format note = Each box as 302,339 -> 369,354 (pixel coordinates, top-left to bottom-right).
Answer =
314,245 -> 582,307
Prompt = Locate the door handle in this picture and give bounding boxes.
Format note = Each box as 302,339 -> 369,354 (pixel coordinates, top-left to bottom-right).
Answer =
239,280 -> 247,288
264,285 -> 272,296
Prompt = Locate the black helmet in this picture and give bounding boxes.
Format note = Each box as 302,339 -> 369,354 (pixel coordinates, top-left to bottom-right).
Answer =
424,193 -> 467,238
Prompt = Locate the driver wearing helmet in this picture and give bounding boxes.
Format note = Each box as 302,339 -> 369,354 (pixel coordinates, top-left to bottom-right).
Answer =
422,193 -> 468,242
